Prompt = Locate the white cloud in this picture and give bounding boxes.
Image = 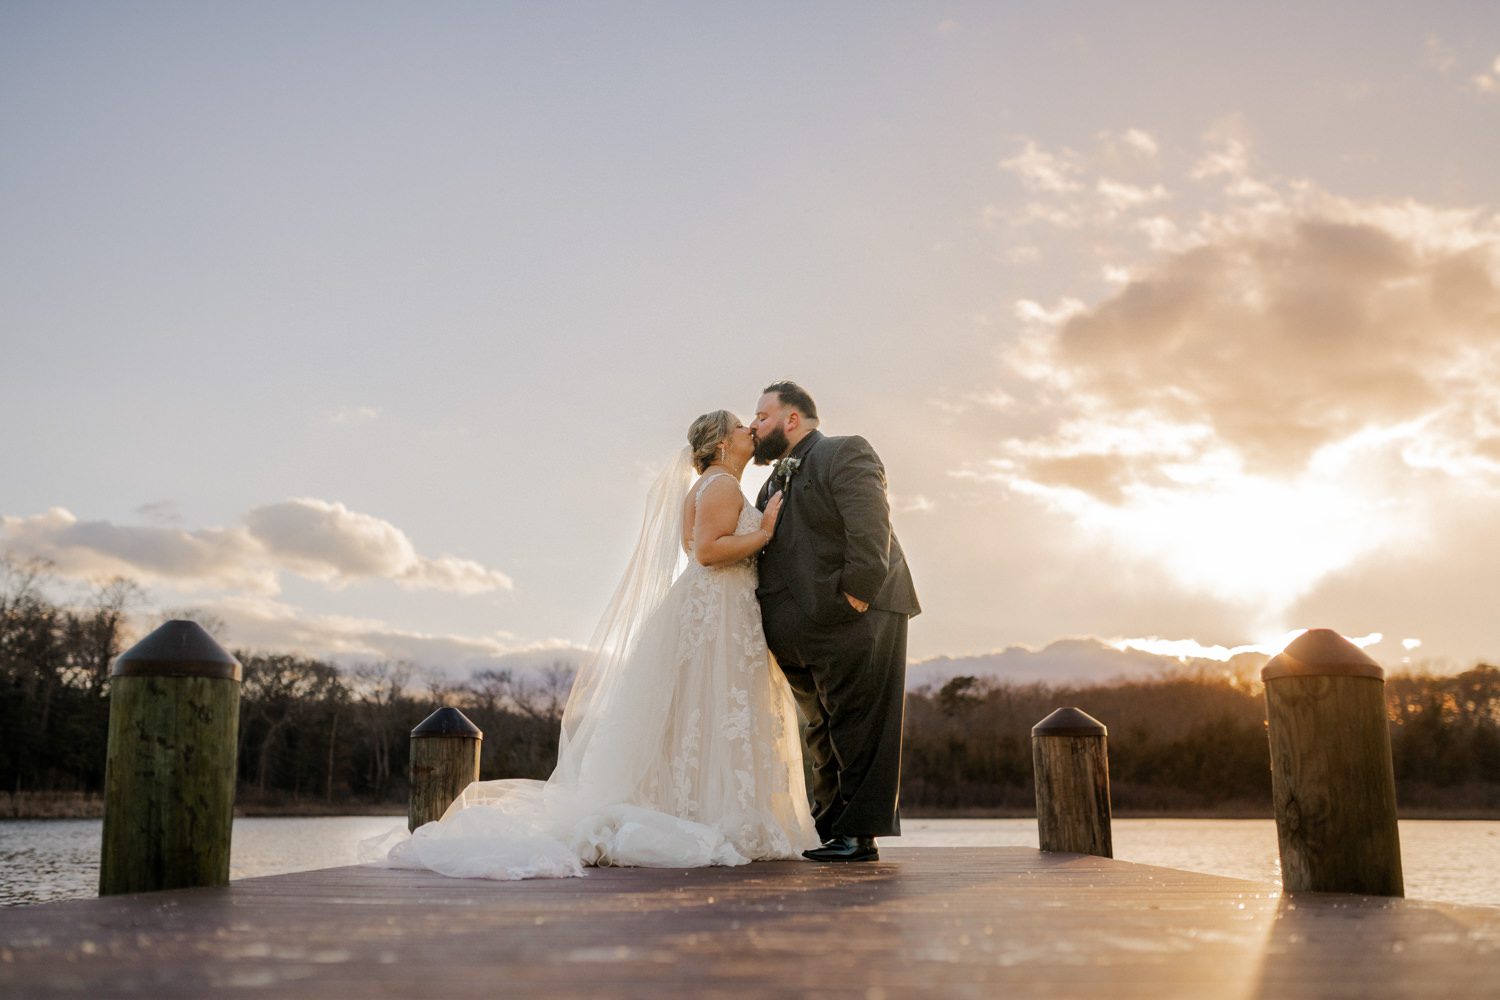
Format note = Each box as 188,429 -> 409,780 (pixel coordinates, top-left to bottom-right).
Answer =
1123,129 -> 1159,158
1096,178 -> 1170,213
1017,200 -> 1089,229
1012,297 -> 1086,327
1191,136 -> 1250,181
891,493 -> 935,514
1001,140 -> 1084,193
965,133 -> 1500,622
1134,215 -> 1193,252
1,508 -> 277,593
3,498 -> 513,596
1470,55 -> 1500,94
245,498 -> 513,593
1097,127 -> 1160,163
995,136 -> 1176,234
200,594 -> 579,678
1424,34 -> 1458,76
1000,187 -> 1500,491
1427,39 -> 1500,96
1098,130 -> 1164,173
330,405 -> 380,424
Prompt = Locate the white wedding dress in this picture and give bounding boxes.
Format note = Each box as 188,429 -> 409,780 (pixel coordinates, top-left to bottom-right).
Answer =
381,457 -> 818,879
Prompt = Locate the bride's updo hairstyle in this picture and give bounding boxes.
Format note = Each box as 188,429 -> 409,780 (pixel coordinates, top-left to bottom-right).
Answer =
687,410 -> 735,473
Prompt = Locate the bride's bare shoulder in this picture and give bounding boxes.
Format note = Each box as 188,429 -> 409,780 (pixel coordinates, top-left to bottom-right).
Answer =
686,472 -> 744,521
691,470 -> 740,495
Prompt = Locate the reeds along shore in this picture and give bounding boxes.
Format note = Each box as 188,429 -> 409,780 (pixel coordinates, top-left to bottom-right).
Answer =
0,791 -> 415,820
2,791 -> 104,819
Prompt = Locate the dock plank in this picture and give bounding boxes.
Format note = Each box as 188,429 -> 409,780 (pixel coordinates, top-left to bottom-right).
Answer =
2,847 -> 1497,998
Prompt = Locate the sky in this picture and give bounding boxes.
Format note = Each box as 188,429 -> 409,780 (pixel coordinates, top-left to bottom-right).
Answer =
3,2 -> 1499,683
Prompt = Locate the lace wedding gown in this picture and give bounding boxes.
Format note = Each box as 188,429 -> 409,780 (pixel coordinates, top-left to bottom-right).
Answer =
383,470 -> 818,879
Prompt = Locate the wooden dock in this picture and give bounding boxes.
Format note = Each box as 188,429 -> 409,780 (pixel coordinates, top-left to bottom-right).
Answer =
3,847 -> 1498,998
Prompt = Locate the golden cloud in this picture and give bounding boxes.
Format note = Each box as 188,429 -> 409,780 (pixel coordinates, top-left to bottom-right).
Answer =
998,186 -> 1500,499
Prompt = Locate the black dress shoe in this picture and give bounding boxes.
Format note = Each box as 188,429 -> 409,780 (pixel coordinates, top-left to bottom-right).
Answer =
802,836 -> 879,863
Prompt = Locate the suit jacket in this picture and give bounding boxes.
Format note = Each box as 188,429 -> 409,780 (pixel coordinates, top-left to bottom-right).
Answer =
756,430 -> 920,625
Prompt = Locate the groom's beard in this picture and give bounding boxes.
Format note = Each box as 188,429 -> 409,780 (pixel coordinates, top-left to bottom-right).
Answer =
752,425 -> 790,465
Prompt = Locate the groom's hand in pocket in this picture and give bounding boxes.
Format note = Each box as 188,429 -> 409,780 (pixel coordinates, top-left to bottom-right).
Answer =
844,593 -> 870,614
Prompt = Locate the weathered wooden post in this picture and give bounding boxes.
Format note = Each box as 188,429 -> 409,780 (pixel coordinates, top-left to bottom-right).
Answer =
1031,707 -> 1112,857
1263,628 -> 1403,896
99,620 -> 241,896
409,707 -> 482,831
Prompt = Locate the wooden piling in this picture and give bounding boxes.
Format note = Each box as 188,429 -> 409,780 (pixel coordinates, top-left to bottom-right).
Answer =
99,620 -> 241,896
409,707 -> 482,831
1031,707 -> 1112,857
1262,629 -> 1403,896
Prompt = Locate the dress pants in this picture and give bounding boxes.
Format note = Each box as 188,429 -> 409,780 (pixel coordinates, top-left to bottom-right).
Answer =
759,589 -> 907,839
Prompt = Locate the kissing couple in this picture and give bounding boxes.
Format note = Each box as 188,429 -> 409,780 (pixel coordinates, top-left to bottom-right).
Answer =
388,380 -> 919,878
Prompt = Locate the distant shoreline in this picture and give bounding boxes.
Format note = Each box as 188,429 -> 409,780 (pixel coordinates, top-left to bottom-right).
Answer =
5,791 -> 1498,822
0,792 -> 406,820
906,805 -> 1500,821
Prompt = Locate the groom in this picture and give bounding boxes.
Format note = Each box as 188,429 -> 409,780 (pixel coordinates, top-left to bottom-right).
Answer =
751,380 -> 920,863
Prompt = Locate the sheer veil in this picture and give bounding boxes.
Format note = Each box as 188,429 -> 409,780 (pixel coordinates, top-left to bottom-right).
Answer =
553,445 -> 694,768
428,444 -> 696,815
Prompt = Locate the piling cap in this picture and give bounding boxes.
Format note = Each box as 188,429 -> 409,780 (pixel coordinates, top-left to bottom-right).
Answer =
1261,628 -> 1385,682
1031,707 -> 1107,738
112,620 -> 241,681
411,707 -> 483,740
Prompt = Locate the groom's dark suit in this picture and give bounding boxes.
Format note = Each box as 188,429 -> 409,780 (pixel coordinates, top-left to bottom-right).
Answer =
756,430 -> 919,839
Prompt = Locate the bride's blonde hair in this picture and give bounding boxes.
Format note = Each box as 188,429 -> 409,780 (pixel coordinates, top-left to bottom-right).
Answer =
687,410 -> 735,473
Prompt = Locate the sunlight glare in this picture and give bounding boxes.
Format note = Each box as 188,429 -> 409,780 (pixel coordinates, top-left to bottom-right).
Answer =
1112,629 -> 1309,662
1112,629 -> 1385,662
1073,471 -> 1408,620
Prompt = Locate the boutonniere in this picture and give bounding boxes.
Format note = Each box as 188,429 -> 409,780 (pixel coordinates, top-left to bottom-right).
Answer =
773,456 -> 802,490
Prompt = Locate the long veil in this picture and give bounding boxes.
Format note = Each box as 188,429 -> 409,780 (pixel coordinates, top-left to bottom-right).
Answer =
439,445 -> 696,810
549,445 -> 693,784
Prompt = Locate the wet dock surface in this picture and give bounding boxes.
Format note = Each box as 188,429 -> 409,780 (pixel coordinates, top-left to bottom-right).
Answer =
2,846 -> 1498,998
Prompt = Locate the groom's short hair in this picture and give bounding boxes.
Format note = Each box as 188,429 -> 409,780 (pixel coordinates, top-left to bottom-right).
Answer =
763,380 -> 818,421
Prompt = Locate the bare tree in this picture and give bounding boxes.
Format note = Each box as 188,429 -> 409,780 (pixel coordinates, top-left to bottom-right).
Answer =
0,553 -> 53,612
156,606 -> 230,642
238,653 -> 344,794
506,661 -> 577,724
463,668 -> 513,715
63,577 -> 145,692
348,660 -> 414,793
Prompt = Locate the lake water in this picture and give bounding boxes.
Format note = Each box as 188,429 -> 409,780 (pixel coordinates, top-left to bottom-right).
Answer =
2,816 -> 1497,909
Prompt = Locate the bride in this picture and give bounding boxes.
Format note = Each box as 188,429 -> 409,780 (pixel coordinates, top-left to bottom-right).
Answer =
384,410 -> 819,879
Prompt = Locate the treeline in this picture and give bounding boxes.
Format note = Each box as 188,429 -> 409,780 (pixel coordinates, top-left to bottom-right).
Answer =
905,667 -> 1500,815
4,557 -> 1500,815
0,558 -> 568,809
